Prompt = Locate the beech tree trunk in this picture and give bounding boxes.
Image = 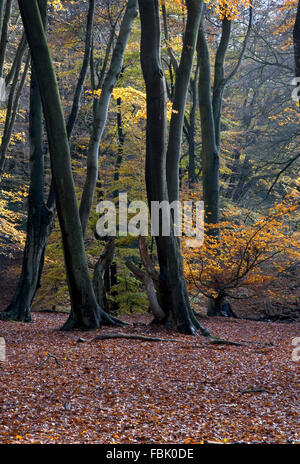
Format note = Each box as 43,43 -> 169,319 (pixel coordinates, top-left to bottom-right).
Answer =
139,0 -> 209,336
166,0 -> 203,204
0,0 -> 54,322
294,0 -> 300,78
79,0 -> 138,235
17,0 -> 123,330
0,0 -> 12,77
1,0 -> 98,322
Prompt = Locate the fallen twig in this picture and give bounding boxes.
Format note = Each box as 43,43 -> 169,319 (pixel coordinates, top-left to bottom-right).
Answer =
35,353 -> 63,369
239,387 -> 273,394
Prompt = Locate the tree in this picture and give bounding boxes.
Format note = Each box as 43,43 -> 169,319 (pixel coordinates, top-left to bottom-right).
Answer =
294,0 -> 300,77
166,0 -> 204,204
16,0 -> 123,330
79,0 -> 138,236
197,2 -> 252,233
1,0 -> 96,322
0,0 -> 52,322
138,0 -> 209,336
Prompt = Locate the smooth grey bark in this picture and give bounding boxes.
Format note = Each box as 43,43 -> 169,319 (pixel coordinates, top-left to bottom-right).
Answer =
66,0 -> 95,138
0,1 -> 5,48
0,47 -> 29,178
138,0 -> 209,336
197,6 -> 253,230
0,0 -> 12,77
185,65 -> 199,187
79,0 -> 138,236
197,14 -> 219,229
197,6 -> 253,313
166,0 -> 203,204
17,0 -> 124,330
5,32 -> 27,86
113,96 -> 125,198
93,237 -> 115,312
0,0 -> 54,323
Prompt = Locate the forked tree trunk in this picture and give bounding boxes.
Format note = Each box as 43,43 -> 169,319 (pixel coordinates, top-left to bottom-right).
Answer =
1,0 -> 98,323
139,0 -> 209,336
17,0 -> 123,330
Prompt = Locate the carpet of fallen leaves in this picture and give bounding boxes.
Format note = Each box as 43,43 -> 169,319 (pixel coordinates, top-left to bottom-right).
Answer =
0,313 -> 299,444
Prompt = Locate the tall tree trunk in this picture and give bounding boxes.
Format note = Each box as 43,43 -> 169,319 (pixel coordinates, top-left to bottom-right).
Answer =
1,0 -> 98,322
0,1 -> 5,42
139,0 -> 209,336
294,0 -> 300,78
79,0 -> 138,236
17,0 -> 123,330
197,14 -> 219,229
66,0 -> 95,138
0,0 -> 12,77
113,96 -> 125,198
166,0 -> 203,204
0,48 -> 29,178
0,0 -> 53,322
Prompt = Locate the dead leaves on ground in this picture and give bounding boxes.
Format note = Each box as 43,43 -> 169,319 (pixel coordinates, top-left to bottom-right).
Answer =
0,314 -> 299,444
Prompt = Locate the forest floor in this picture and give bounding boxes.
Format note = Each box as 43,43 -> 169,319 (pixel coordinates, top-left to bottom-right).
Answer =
0,311 -> 299,444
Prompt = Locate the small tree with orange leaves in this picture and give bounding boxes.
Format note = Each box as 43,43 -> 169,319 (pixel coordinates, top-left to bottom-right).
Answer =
183,193 -> 300,316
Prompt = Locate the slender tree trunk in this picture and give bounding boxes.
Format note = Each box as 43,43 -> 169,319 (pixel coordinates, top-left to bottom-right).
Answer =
139,0 -> 209,336
113,97 -> 125,198
0,1 -> 5,42
0,0 -> 12,77
294,0 -> 300,78
17,0 -> 123,330
79,0 -> 138,235
166,0 -> 203,204
0,49 -> 29,178
66,0 -> 95,138
197,15 -> 219,229
0,0 -> 54,322
185,64 -> 199,188
5,32 -> 27,86
1,0 -> 99,322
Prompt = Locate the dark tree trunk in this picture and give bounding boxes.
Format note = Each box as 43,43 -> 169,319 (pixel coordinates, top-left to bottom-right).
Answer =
113,97 -> 125,198
79,0 -> 138,236
2,0 -> 98,322
0,0 -> 54,322
0,0 -> 12,77
138,0 -> 209,336
197,16 -> 220,230
166,0 -> 203,204
17,0 -> 123,331
294,0 -> 300,78
0,37 -> 29,178
66,0 -> 95,138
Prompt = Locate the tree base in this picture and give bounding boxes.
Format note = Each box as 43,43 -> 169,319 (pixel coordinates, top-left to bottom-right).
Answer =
0,303 -> 32,323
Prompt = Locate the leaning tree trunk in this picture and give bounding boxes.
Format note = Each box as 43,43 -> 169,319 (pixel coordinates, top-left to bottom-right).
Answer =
1,0 -> 97,322
139,0 -> 209,336
0,0 -> 12,77
17,0 -> 123,330
0,0 -> 54,322
79,0 -> 138,235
